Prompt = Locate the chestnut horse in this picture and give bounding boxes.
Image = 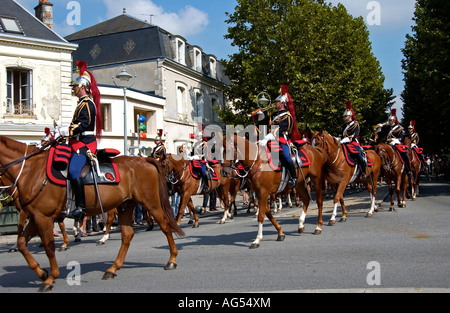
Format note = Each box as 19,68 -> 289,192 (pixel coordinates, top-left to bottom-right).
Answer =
160,153 -> 230,227
403,136 -> 421,200
374,142 -> 408,209
311,130 -> 382,222
222,134 -> 327,248
0,136 -> 184,292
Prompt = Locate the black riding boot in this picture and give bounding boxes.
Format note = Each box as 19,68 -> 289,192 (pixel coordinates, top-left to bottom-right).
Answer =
68,177 -> 86,222
201,174 -> 210,193
402,153 -> 413,177
285,161 -> 298,188
357,158 -> 367,180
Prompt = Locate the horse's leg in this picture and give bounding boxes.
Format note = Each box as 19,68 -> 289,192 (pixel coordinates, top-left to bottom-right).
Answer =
395,175 -> 402,208
97,209 -> 115,245
58,220 -> 69,251
17,218 -> 49,283
143,200 -> 179,270
297,184 -> 310,234
175,194 -> 190,225
329,183 -> 346,225
103,206 -> 134,279
18,214 -> 60,292
386,178 -> 395,211
187,198 -> 198,228
250,191 -> 268,249
9,210 -> 28,253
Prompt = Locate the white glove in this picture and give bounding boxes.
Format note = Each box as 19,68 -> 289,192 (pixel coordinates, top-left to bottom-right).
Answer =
259,138 -> 268,147
54,126 -> 70,139
340,137 -> 350,144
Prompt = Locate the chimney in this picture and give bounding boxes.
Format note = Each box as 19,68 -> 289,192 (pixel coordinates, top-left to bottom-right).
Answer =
34,0 -> 53,29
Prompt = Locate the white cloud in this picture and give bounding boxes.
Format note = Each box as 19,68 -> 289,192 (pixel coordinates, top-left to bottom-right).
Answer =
102,0 -> 209,37
329,0 -> 416,30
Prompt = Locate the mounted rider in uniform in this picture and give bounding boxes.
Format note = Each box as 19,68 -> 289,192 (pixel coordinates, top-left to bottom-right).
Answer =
252,85 -> 299,188
189,131 -> 210,192
376,109 -> 412,177
61,61 -> 102,222
341,100 -> 367,179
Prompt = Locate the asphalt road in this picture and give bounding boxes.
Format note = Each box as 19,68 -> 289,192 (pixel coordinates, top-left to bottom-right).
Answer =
0,179 -> 449,295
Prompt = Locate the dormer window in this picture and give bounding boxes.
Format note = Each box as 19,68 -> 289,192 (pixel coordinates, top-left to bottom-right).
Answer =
176,38 -> 186,65
209,57 -> 216,79
0,16 -> 24,35
194,48 -> 202,72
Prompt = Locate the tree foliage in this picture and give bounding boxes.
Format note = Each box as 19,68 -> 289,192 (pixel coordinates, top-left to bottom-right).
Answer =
218,0 -> 393,140
401,0 -> 450,155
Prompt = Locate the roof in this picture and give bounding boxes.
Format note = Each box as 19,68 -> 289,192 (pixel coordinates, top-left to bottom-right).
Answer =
0,0 -> 68,43
65,14 -> 153,41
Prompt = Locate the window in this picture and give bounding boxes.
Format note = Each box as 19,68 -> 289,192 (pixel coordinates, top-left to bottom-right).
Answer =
211,97 -> 219,122
134,109 -> 154,135
5,68 -> 33,116
176,38 -> 186,65
209,57 -> 216,78
101,103 -> 112,132
194,48 -> 202,72
195,90 -> 204,121
0,16 -> 24,34
176,83 -> 187,121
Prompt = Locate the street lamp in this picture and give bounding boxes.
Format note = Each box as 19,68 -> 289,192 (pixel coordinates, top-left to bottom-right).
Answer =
256,92 -> 270,107
112,64 -> 136,155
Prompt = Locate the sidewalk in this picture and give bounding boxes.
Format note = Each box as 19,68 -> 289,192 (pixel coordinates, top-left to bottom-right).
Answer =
0,180 -> 394,247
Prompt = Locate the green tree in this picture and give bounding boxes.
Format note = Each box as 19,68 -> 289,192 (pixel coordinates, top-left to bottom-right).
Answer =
219,0 -> 392,140
401,0 -> 450,155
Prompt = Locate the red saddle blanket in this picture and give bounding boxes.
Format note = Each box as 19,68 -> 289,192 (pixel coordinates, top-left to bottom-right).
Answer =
266,141 -> 311,171
47,146 -> 121,186
342,143 -> 373,167
189,160 -> 219,181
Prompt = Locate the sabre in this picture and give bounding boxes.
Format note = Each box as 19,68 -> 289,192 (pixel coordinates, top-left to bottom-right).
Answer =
88,152 -> 106,223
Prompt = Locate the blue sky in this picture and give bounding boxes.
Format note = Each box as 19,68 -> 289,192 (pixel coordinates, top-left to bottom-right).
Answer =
17,0 -> 417,117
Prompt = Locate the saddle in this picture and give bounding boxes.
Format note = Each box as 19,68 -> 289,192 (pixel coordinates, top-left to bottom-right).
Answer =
393,144 -> 410,165
342,143 -> 373,167
265,141 -> 311,171
46,144 -> 121,186
189,160 -> 219,181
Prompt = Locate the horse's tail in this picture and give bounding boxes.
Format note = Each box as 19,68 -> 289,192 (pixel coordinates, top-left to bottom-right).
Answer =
146,157 -> 185,237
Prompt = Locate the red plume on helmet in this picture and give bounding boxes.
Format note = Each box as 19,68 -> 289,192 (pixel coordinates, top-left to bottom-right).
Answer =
390,109 -> 399,125
345,100 -> 356,121
280,85 -> 301,141
76,61 -> 102,139
409,120 -> 416,133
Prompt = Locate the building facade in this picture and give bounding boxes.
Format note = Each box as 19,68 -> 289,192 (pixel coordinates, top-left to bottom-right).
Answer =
0,0 -> 77,144
65,13 -> 229,154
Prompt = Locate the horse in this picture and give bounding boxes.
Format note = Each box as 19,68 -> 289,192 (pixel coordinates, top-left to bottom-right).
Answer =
160,153 -> 230,227
374,142 -> 409,209
222,134 -> 327,248
311,130 -> 382,222
0,136 -> 184,292
403,136 -> 421,200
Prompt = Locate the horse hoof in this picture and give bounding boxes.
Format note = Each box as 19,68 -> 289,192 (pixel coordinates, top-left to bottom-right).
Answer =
192,224 -> 199,228
298,227 -> 305,234
328,220 -> 336,226
8,248 -> 18,253
38,284 -> 53,292
58,246 -> 68,251
102,272 -> 117,280
164,262 -> 177,270
314,229 -> 322,235
366,213 -> 373,218
249,243 -> 260,249
277,235 -> 286,242
188,220 -> 193,224
96,241 -> 105,245
339,217 -> 347,222
219,220 -> 225,224
40,269 -> 49,281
